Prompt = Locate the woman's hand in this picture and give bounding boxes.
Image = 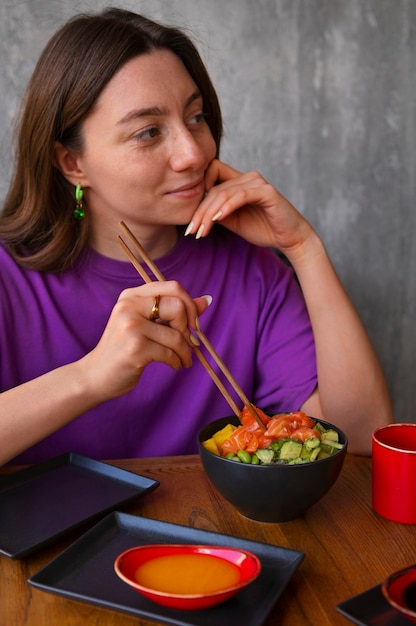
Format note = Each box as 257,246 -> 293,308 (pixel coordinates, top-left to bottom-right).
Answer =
0,282 -> 210,465
79,281 -> 209,401
186,159 -> 314,259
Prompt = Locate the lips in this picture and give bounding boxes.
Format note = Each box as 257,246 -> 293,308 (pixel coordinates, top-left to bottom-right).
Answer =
167,178 -> 205,196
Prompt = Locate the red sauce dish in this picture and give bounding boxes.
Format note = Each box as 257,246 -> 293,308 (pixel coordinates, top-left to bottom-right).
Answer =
382,563 -> 416,623
114,544 -> 261,610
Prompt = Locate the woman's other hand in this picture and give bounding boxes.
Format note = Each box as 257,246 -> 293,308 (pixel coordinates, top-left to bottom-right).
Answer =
186,159 -> 313,260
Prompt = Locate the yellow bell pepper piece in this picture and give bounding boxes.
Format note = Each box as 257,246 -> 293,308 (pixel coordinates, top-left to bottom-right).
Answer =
201,437 -> 220,456
212,423 -> 237,454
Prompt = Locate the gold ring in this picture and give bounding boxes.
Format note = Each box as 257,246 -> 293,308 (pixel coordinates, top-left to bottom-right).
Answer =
149,295 -> 161,321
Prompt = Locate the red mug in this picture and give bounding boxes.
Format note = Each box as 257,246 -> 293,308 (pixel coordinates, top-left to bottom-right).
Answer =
372,423 -> 416,524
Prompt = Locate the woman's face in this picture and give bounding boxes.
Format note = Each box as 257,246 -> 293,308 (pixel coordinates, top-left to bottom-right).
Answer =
76,49 -> 217,252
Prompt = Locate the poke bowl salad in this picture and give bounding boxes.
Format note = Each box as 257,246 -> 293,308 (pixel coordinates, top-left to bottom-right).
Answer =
201,407 -> 345,465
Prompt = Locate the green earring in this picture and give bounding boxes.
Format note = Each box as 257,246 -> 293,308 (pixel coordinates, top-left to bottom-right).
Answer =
74,184 -> 85,220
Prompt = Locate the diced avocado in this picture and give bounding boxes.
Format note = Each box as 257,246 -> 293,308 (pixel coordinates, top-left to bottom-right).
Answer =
212,423 -> 237,454
202,437 -> 220,455
300,442 -> 321,461
279,440 -> 302,461
269,438 -> 291,452
288,457 -> 308,465
309,446 -> 321,461
318,441 -> 344,458
313,421 -> 326,434
256,449 -> 275,464
317,447 -> 332,460
320,438 -> 344,450
321,429 -> 339,442
303,437 -> 320,450
300,446 -> 311,459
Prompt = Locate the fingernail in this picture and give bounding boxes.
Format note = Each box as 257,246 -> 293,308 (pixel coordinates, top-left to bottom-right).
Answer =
196,224 -> 204,239
190,333 -> 200,346
212,210 -> 222,222
195,296 -> 212,331
184,221 -> 194,236
201,294 -> 213,306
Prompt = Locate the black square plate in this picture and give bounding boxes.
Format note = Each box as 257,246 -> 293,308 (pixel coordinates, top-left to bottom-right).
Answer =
337,584 -> 409,625
29,511 -> 304,626
0,452 -> 159,558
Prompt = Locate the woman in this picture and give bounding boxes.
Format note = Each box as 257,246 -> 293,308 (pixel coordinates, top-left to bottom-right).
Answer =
0,8 -> 392,465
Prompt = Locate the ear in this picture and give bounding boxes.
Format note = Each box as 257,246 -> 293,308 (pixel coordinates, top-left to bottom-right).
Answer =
53,142 -> 88,187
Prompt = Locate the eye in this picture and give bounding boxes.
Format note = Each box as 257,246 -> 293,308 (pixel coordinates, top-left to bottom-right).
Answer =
188,111 -> 207,127
136,126 -> 161,142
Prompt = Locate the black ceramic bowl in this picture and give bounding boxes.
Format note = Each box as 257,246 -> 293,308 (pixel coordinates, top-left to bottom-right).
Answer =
198,415 -> 348,522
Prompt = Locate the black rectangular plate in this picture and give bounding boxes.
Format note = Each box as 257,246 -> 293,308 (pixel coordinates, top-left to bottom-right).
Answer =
29,511 -> 304,626
337,584 -> 409,625
0,452 -> 159,559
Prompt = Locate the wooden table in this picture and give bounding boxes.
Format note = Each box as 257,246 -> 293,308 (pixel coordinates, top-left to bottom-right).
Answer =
1,453 -> 415,625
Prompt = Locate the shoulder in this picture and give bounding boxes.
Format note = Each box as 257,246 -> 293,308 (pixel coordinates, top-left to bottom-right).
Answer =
0,241 -> 56,297
0,241 -> 21,276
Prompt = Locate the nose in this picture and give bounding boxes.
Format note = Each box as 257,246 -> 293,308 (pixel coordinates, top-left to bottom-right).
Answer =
169,126 -> 207,171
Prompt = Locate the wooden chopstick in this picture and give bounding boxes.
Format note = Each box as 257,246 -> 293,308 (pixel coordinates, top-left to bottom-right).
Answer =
118,227 -> 241,420
118,220 -> 266,431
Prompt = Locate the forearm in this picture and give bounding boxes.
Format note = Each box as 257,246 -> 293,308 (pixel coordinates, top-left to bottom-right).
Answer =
189,161 -> 393,452
0,360 -> 101,466
0,283 -> 205,466
288,232 -> 393,454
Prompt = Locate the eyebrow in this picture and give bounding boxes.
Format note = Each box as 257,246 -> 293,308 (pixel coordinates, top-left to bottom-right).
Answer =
117,90 -> 203,126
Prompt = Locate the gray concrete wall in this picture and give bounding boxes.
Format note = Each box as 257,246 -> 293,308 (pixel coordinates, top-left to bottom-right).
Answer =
0,0 -> 415,421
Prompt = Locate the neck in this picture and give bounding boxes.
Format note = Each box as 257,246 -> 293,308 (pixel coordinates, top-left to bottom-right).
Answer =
90,223 -> 179,261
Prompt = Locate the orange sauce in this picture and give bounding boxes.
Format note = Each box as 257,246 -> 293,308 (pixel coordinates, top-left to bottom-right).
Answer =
135,553 -> 240,595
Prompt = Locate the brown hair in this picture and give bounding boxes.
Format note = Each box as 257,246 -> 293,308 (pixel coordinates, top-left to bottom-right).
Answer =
0,7 -> 223,272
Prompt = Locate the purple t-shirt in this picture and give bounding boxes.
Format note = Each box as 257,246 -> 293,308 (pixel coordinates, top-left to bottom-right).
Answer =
0,228 -> 317,463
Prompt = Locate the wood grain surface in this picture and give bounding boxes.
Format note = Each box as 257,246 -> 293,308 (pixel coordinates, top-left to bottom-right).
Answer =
1,454 -> 415,625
